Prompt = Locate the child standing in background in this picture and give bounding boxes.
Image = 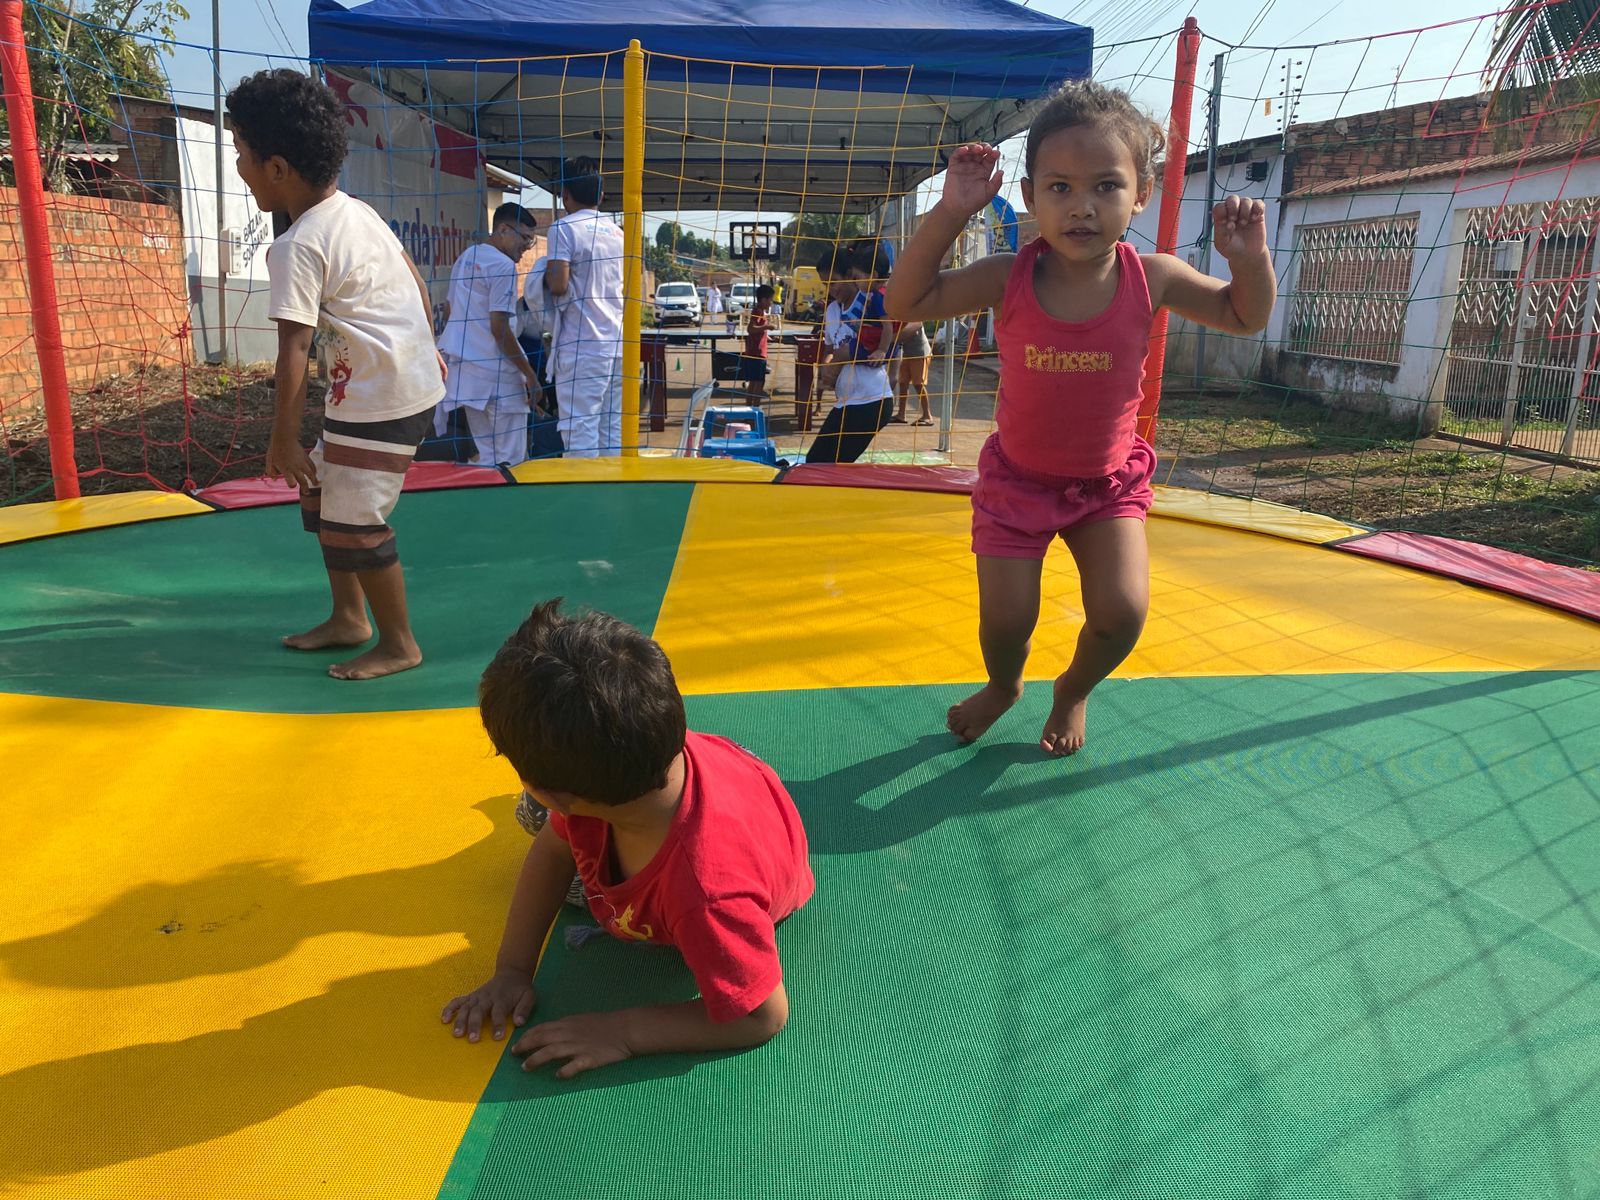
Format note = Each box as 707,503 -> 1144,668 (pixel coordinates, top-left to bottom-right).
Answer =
740,284 -> 775,401
885,81 -> 1275,754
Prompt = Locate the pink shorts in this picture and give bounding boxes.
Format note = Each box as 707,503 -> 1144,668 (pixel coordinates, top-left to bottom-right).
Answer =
971,434 -> 1156,559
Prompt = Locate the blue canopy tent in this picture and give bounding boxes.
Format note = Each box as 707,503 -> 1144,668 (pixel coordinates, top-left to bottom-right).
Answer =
308,0 -> 1092,210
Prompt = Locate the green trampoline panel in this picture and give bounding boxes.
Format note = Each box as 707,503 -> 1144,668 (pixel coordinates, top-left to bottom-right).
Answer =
0,483 -> 695,714
440,673 -> 1600,1200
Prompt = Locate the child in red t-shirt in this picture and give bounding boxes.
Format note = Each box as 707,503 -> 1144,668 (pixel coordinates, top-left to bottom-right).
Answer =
442,599 -> 814,1078
738,283 -> 775,401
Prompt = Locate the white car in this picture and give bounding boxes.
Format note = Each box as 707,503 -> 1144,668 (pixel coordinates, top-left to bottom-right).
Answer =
726,282 -> 760,318
654,281 -> 702,326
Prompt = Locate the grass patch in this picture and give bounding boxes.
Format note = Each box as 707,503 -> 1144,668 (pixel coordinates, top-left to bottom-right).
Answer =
1154,389 -> 1600,567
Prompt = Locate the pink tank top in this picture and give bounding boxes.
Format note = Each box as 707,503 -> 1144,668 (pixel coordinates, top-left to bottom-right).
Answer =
994,237 -> 1154,479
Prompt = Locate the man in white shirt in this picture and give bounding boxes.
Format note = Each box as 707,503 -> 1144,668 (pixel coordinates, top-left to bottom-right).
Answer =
435,202 -> 540,465
546,158 -> 625,457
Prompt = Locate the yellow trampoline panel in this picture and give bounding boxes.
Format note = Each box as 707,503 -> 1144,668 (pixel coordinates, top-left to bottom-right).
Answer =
654,483 -> 1600,696
0,693 -> 520,1200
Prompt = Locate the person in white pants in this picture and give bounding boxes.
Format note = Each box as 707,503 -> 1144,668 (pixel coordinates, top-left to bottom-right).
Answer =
554,352 -> 622,459
435,202 -> 540,465
546,158 -> 625,457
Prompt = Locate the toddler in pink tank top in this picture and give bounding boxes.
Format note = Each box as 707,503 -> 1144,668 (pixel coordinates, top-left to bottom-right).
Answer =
884,80 -> 1276,756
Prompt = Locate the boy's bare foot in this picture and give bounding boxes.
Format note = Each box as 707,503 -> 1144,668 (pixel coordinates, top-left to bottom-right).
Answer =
282,618 -> 372,651
947,682 -> 1022,744
328,642 -> 423,681
1041,678 -> 1089,756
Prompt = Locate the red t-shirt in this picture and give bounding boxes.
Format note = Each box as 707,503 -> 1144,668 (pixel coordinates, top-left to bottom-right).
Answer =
548,732 -> 814,1021
743,304 -> 770,359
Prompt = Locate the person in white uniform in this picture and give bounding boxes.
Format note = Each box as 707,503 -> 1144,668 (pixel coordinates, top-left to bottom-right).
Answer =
546,158 -> 625,457
435,202 -> 540,465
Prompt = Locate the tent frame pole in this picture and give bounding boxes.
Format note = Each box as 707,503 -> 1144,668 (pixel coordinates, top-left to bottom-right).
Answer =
621,39 -> 645,456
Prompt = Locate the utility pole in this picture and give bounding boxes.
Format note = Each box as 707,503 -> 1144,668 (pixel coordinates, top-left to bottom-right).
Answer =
212,0 -> 227,363
1194,52 -> 1224,388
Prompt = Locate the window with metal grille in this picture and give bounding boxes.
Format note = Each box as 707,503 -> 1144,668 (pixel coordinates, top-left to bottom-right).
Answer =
1286,215 -> 1419,366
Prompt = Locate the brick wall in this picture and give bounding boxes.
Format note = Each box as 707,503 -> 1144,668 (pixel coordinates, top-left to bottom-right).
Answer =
0,188 -> 189,415
1288,88 -> 1598,192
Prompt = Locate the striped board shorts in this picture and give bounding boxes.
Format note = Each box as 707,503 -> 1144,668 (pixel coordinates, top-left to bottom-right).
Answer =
299,406 -> 436,573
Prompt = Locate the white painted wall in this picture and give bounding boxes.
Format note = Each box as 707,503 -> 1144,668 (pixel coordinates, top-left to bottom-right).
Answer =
1267,156 -> 1600,427
174,117 -> 277,364
1128,149 -> 1285,385
1129,145 -> 1600,429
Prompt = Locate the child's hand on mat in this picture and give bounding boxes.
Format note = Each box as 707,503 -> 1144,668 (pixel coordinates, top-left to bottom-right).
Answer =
512,1010 -> 635,1079
940,143 -> 1003,218
442,969 -> 537,1043
266,439 -> 318,491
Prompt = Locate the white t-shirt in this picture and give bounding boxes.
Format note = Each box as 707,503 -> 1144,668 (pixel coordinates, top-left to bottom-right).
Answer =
519,256 -> 559,343
548,207 -> 624,367
823,294 -> 891,407
437,241 -> 525,409
266,191 -> 444,421
438,242 -> 519,367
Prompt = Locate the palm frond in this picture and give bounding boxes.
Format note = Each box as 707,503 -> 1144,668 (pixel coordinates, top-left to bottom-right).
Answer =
1485,0 -> 1600,91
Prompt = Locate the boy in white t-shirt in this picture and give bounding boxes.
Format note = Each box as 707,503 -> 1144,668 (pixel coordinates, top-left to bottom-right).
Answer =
434,203 -> 541,465
227,69 -> 446,681
546,158 -> 625,457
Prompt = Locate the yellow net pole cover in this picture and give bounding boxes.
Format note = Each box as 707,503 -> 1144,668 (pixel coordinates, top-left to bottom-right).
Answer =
621,39 -> 645,457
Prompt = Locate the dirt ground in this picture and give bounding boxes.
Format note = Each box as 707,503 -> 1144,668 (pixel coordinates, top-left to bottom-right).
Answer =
2,361 -> 324,501
7,335 -> 1599,566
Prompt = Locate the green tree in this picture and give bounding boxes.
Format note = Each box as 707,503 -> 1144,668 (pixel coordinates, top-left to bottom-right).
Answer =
1,0 -> 188,191
781,211 -> 867,270
643,243 -> 693,283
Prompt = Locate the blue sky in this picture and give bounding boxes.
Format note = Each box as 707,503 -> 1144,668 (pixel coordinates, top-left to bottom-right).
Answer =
170,0 -> 1498,115
164,0 -> 1501,232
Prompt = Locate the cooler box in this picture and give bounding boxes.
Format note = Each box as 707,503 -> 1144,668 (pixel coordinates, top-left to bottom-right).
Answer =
701,405 -> 768,440
700,432 -> 778,466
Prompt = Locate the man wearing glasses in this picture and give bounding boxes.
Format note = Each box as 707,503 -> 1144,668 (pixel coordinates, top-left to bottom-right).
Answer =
434,202 -> 541,466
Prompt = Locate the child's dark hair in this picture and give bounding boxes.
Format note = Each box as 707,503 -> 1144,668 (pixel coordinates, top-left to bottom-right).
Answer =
225,69 -> 347,188
1024,79 -> 1165,190
478,599 -> 686,805
815,246 -> 854,279
560,157 -> 603,208
493,202 -> 537,230
755,284 -> 774,302
848,238 -> 891,280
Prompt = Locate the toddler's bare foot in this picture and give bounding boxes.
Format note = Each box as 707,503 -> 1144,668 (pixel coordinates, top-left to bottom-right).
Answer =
328,642 -> 422,681
283,618 -> 371,651
1041,678 -> 1089,756
947,682 -> 1022,744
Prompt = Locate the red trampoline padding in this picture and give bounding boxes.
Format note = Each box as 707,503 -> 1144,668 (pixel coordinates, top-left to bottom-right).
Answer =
780,463 -> 978,495
400,461 -> 509,490
194,476 -> 300,510
197,462 -> 508,510
1338,531 -> 1600,622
